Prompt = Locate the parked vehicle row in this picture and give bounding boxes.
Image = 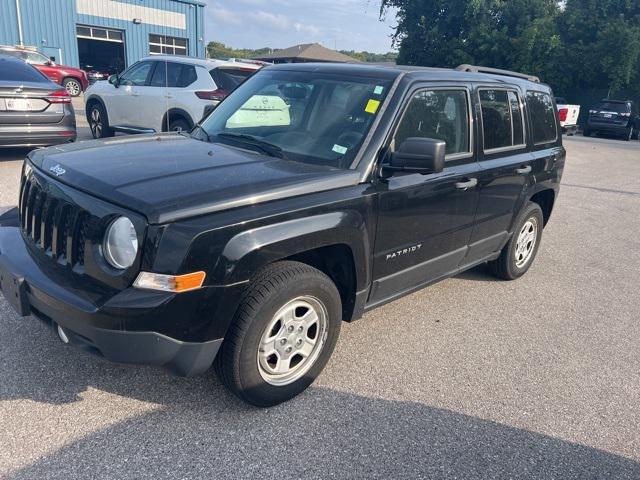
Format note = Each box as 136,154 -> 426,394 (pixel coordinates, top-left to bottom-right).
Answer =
0,55 -> 76,147
0,62 -> 565,407
84,56 -> 261,137
0,45 -> 88,97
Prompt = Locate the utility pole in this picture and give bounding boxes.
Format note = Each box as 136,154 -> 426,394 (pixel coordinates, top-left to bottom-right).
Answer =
15,0 -> 24,46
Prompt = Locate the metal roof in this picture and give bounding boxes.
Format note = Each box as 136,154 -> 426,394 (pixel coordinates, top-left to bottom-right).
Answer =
253,43 -> 359,63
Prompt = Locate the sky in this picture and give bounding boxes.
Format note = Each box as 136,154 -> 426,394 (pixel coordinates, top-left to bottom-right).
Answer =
205,1 -> 398,53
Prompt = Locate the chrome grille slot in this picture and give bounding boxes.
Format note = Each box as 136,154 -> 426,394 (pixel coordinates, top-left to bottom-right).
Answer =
19,175 -> 90,267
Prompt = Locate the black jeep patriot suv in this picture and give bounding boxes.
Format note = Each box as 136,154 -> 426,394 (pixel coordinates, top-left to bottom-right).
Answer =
0,63 -> 564,406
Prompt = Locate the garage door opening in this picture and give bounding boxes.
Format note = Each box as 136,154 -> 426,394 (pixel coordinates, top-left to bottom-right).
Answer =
77,25 -> 126,82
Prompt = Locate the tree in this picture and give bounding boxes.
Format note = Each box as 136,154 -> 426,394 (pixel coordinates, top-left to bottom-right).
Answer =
380,0 -> 640,92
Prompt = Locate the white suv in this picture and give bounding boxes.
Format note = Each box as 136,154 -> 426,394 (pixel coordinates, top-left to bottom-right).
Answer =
84,56 -> 261,138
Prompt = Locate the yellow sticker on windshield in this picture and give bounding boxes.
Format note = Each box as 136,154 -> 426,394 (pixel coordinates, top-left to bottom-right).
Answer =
365,99 -> 380,114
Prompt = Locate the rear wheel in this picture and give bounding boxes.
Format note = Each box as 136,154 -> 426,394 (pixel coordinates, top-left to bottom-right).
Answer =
87,102 -> 114,139
168,117 -> 191,132
216,261 -> 342,407
625,126 -> 634,141
489,202 -> 544,280
62,77 -> 82,97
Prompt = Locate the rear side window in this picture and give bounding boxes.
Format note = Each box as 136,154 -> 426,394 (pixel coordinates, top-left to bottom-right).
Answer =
527,92 -> 558,145
394,89 -> 471,156
0,58 -> 49,83
479,89 -> 525,151
150,61 -> 197,88
210,68 -> 255,91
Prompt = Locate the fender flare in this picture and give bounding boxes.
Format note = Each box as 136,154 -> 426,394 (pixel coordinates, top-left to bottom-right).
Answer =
214,211 -> 371,291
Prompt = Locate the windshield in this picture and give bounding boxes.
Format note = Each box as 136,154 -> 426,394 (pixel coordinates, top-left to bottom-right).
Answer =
199,69 -> 393,169
596,102 -> 630,113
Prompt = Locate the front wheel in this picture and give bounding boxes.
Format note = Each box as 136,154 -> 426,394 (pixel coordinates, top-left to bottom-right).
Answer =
87,103 -> 114,139
216,261 -> 342,407
489,202 -> 544,280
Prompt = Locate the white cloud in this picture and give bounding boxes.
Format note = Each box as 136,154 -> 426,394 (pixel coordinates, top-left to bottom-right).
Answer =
245,10 -> 321,36
248,11 -> 291,30
294,22 -> 321,36
208,4 -> 241,26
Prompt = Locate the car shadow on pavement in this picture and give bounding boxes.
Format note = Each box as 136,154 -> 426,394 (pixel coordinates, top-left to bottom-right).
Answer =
455,263 -> 504,282
2,314 -> 640,479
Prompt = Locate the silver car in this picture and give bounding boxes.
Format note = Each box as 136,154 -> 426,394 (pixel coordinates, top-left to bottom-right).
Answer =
0,55 -> 76,147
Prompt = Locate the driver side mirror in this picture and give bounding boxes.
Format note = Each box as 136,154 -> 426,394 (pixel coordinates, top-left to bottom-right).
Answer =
383,137 -> 446,175
108,74 -> 119,87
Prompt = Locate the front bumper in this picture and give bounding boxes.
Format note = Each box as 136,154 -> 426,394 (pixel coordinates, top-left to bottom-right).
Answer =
0,219 -> 223,376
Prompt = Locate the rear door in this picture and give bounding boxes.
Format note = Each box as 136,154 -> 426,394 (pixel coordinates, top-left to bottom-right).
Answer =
147,60 -> 200,131
463,86 -> 534,265
370,84 -> 480,305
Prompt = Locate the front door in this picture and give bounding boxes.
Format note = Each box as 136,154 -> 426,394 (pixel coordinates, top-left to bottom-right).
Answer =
107,61 -> 154,127
370,86 -> 480,306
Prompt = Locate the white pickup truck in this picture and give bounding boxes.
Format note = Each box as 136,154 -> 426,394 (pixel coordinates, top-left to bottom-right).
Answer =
555,97 -> 580,135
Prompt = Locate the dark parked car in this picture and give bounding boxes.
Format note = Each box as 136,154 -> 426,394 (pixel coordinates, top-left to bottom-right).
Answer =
0,55 -> 76,147
0,63 -> 564,406
584,99 -> 639,140
0,46 -> 89,97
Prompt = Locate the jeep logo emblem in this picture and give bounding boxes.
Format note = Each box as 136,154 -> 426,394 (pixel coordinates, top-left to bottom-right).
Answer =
49,164 -> 66,177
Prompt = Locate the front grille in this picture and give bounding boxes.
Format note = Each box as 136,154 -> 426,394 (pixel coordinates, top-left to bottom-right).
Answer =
19,174 -> 90,267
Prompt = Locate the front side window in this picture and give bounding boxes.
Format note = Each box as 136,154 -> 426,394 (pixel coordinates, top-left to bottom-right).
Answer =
527,91 -> 557,145
200,70 -> 393,169
394,89 -> 470,156
149,62 -> 197,88
149,34 -> 188,56
480,89 -> 526,151
119,62 -> 153,86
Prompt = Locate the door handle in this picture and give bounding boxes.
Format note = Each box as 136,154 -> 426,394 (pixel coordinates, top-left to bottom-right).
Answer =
455,178 -> 478,190
516,165 -> 532,174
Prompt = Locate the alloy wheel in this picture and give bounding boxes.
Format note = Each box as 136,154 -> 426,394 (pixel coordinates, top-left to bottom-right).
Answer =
90,108 -> 102,138
514,218 -> 538,268
65,80 -> 81,97
257,296 -> 328,386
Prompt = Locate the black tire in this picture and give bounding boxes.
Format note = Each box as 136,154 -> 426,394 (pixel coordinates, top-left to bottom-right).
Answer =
489,202 -> 544,281
216,261 -> 342,407
583,128 -> 592,137
86,102 -> 114,139
167,117 -> 191,133
62,77 -> 82,97
625,126 -> 634,141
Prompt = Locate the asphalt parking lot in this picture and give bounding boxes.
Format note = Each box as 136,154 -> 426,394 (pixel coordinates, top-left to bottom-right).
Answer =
0,114 -> 639,478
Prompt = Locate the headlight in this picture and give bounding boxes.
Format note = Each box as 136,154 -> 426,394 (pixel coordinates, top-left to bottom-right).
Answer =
103,216 -> 138,269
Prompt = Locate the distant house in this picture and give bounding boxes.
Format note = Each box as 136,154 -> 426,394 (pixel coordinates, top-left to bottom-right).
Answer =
253,43 -> 359,64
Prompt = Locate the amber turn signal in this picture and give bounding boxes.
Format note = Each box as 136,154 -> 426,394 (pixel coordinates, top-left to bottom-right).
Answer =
133,271 -> 206,293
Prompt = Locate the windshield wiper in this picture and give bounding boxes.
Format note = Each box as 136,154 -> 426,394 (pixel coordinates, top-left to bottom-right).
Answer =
216,133 -> 285,159
191,124 -> 212,143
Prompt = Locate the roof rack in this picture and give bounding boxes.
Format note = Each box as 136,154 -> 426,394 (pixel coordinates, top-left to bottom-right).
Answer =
456,64 -> 540,83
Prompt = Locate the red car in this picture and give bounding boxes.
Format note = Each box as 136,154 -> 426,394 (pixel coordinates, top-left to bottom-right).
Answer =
0,46 -> 89,96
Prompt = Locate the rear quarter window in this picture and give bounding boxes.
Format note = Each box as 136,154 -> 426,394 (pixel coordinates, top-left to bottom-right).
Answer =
527,91 -> 558,145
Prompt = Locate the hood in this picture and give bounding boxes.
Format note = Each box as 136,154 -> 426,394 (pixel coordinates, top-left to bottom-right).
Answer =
28,134 -> 360,224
